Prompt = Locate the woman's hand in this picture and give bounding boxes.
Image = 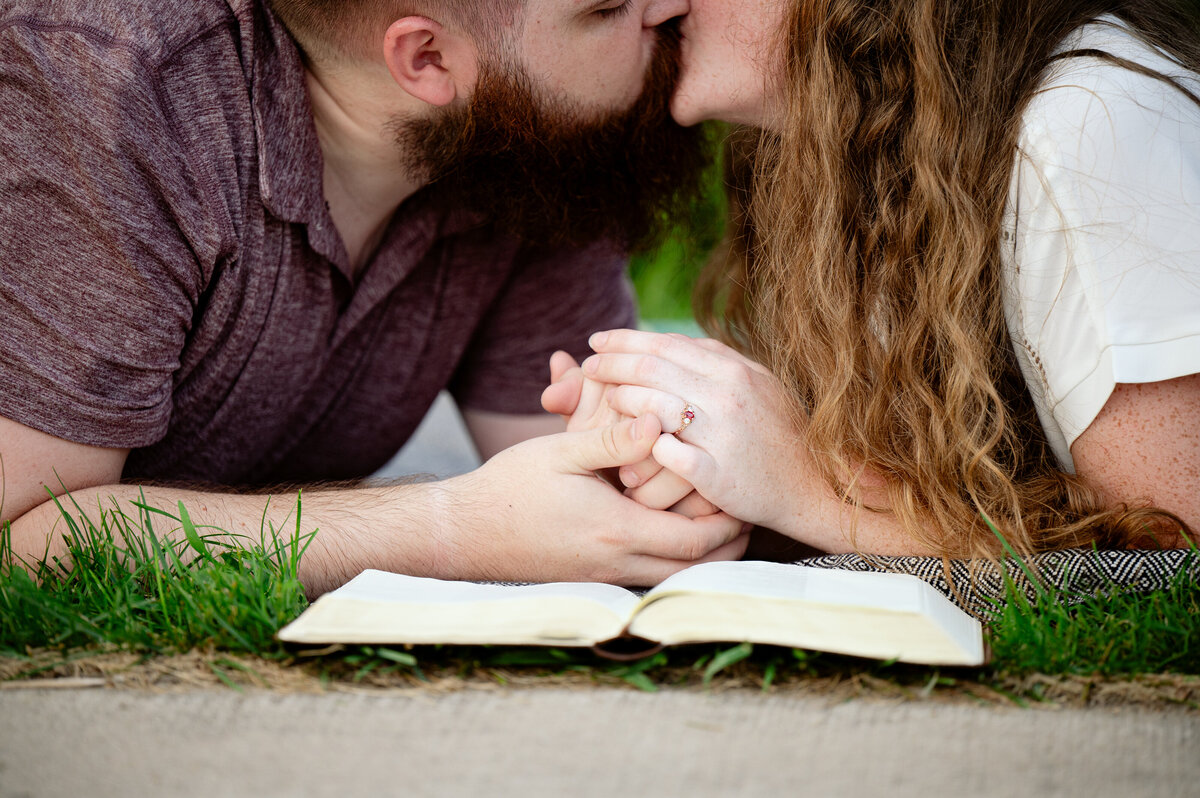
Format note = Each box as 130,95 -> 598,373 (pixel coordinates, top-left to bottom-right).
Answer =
578,330 -> 924,556
581,330 -> 815,535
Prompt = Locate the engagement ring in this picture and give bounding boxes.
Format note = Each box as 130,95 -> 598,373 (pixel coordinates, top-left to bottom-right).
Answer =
673,404 -> 697,437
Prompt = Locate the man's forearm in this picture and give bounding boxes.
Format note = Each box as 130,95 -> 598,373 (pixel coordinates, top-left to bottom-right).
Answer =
8,420 -> 753,594
9,480 -> 459,597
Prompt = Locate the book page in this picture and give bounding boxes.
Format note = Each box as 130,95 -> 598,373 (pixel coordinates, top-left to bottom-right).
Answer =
627,561 -> 985,666
278,570 -> 643,647
643,560 -> 935,610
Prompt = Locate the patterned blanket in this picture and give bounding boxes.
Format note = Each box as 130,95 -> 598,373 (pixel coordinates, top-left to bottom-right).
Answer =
801,548 -> 1200,617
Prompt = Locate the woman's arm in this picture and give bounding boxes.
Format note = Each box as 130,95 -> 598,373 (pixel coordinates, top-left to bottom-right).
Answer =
582,329 -> 930,555
1070,374 -> 1200,536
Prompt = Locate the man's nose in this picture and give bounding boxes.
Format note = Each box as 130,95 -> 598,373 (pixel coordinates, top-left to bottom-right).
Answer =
643,0 -> 689,27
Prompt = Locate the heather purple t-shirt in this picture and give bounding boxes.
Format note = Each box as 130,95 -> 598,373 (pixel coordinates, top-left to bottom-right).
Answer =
0,0 -> 635,485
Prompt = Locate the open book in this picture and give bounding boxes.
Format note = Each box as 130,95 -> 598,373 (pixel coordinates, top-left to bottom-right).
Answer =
278,560 -> 987,666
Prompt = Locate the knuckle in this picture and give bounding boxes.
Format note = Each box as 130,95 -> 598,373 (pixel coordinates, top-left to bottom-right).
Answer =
713,339 -> 741,359
601,426 -> 623,461
609,385 -> 635,413
633,355 -> 658,381
606,329 -> 631,347
722,361 -> 754,384
672,448 -> 704,479
637,457 -> 663,477
676,536 -> 709,562
648,336 -> 675,358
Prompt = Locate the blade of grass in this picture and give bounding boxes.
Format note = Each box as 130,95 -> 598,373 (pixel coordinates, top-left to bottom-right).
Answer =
703,642 -> 753,686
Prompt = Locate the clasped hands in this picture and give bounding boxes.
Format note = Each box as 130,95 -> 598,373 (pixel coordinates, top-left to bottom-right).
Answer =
541,329 -> 809,535
448,329 -> 823,587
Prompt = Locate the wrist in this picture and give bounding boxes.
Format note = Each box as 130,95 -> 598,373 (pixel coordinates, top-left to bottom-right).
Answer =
421,468 -> 508,581
419,477 -> 466,580
757,455 -> 841,549
347,481 -> 471,581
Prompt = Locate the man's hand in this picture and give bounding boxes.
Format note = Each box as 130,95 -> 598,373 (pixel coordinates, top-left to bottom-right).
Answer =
437,415 -> 749,586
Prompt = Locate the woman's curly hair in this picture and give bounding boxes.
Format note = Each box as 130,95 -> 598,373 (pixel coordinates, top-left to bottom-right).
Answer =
698,0 -> 1199,557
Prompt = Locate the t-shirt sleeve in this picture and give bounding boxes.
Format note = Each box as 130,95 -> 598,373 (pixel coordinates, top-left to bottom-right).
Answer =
1006,57 -> 1200,468
449,240 -> 638,414
0,23 -> 204,448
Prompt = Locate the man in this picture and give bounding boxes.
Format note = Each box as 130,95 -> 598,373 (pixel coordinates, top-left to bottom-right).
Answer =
0,0 -> 749,594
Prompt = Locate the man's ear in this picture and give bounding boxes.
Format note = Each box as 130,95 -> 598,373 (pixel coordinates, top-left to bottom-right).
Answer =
382,17 -> 479,107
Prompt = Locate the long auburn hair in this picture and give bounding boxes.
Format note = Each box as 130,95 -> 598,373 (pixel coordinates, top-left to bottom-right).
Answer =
698,0 -> 1200,557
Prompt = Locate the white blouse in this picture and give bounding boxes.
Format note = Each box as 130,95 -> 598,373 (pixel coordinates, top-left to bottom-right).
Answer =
1002,17 -> 1200,471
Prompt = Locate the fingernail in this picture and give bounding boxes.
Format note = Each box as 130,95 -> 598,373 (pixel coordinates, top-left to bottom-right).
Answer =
741,522 -> 754,535
630,418 -> 642,442
621,467 -> 642,488
582,356 -> 598,375
589,331 -> 609,349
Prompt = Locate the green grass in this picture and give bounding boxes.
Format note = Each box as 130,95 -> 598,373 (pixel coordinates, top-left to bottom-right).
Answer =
630,230 -> 718,321
629,123 -> 728,321
0,491 -> 310,658
3,496 -> 1199,702
986,564 -> 1200,676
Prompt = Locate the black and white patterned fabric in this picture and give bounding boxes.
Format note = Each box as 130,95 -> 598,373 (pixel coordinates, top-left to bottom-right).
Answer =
799,548 -> 1200,618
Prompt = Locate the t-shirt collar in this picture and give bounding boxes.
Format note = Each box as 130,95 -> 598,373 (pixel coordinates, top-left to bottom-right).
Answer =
224,0 -> 326,227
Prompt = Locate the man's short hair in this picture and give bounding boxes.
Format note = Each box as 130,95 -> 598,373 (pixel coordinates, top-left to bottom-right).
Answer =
268,1 -> 525,63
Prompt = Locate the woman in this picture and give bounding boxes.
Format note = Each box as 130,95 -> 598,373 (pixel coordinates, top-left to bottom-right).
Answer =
545,0 -> 1200,558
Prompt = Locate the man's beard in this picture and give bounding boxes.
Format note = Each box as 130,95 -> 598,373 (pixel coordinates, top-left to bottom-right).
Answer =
394,25 -> 713,252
